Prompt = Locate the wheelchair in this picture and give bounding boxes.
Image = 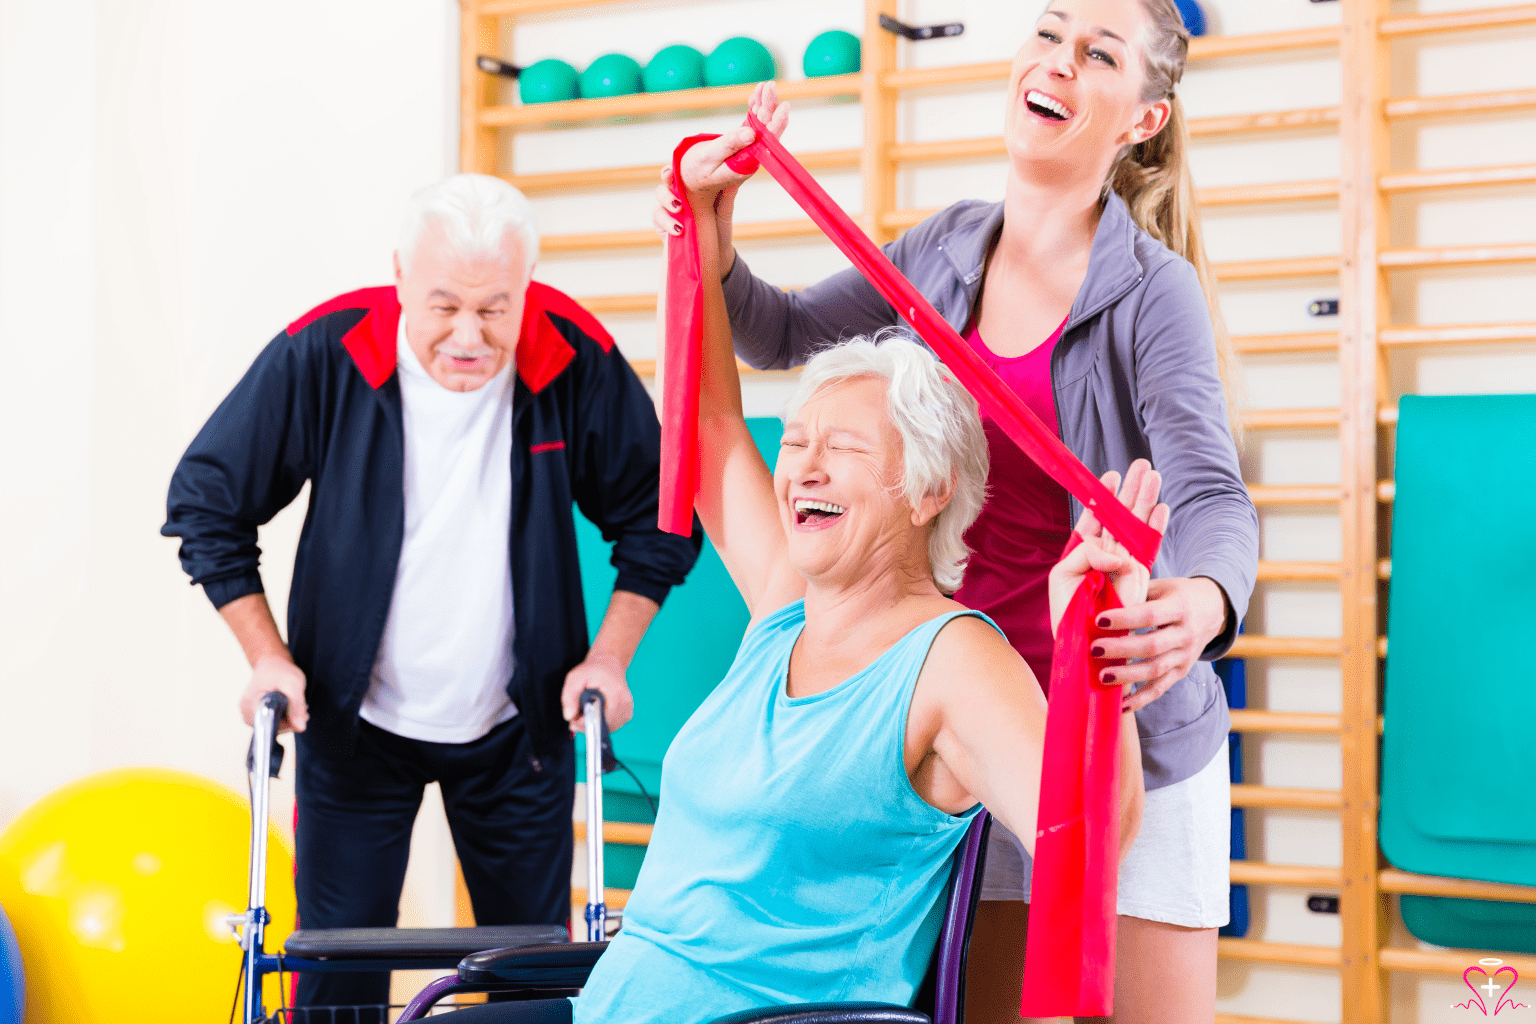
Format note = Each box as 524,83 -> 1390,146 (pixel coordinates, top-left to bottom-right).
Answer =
393,812 -> 994,1023
237,691 -> 993,1023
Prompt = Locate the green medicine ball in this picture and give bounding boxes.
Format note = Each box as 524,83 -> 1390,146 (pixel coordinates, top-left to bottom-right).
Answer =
705,37 -> 776,87
644,44 -> 706,93
519,58 -> 579,104
580,53 -> 643,99
803,30 -> 860,78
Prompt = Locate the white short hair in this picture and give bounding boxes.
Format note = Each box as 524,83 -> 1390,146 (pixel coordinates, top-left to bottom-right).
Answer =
398,173 -> 540,276
784,333 -> 989,594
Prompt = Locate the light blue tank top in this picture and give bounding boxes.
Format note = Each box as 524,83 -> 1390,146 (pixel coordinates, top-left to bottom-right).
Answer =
573,600 -> 991,1024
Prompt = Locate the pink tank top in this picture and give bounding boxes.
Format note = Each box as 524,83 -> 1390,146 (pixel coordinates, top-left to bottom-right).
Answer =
953,319 -> 1072,690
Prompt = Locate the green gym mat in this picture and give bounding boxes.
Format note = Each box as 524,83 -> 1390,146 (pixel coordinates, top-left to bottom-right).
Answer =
574,417 -> 783,887
1379,394 -> 1536,948
1400,895 -> 1536,957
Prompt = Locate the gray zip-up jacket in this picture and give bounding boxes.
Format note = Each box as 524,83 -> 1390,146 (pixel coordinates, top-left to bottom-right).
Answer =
722,192 -> 1257,790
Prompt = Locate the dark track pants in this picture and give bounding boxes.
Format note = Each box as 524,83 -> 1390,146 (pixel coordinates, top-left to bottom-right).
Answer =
293,715 -> 575,1019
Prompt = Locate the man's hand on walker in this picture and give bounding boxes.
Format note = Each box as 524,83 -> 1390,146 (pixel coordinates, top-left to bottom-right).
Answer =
1094,574 -> 1232,712
562,652 -> 635,734
239,654 -> 309,733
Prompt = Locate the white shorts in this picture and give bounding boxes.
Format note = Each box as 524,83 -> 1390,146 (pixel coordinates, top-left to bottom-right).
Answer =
979,741 -> 1231,929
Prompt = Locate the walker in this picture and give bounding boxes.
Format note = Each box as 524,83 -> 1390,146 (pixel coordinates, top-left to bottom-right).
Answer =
232,689 -> 613,1022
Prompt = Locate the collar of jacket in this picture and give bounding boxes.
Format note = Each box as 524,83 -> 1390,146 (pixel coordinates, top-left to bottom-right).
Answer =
287,281 -> 614,393
934,189 -> 1147,333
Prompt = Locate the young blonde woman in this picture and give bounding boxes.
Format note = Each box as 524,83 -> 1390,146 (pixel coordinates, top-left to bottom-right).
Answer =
655,1 -> 1258,1019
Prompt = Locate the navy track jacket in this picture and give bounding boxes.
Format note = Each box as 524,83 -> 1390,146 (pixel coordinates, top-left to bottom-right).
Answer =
164,284 -> 702,758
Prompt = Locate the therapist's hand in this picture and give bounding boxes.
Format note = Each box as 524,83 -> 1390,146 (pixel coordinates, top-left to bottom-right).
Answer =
562,652 -> 635,734
1092,575 -> 1232,712
652,81 -> 790,276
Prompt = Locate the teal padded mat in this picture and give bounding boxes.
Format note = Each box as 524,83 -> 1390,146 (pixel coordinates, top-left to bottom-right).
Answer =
1400,895 -> 1536,956
573,417 -> 783,888
1379,394 -> 1536,947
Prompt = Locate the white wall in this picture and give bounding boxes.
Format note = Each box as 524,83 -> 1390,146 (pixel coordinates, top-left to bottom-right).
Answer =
0,0 -> 463,962
1,0 -> 1532,1021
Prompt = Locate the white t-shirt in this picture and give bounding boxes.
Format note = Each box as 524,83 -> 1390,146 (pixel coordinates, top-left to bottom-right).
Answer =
359,317 -> 519,743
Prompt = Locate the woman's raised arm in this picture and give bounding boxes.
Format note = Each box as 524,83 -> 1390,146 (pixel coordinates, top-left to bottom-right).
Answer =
688,190 -> 801,620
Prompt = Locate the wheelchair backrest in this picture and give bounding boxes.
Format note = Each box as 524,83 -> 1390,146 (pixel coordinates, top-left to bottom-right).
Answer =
914,811 -> 992,1024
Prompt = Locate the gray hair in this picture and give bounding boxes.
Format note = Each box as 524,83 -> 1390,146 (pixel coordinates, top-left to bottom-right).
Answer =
784,334 -> 989,594
397,173 -> 540,276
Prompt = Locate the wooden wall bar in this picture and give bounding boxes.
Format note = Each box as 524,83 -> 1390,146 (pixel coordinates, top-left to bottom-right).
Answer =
460,2 -> 1536,1014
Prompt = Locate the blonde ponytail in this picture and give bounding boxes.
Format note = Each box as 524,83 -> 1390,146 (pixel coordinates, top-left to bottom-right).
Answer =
1107,0 -> 1244,442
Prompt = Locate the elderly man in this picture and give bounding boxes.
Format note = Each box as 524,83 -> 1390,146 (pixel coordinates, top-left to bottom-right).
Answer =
163,173 -> 700,1015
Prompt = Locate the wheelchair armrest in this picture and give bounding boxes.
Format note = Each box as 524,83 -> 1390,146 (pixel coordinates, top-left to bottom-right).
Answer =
706,1004 -> 930,1024
458,941 -> 609,988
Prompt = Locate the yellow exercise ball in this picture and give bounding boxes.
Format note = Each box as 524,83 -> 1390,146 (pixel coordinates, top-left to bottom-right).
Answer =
0,768 -> 295,1023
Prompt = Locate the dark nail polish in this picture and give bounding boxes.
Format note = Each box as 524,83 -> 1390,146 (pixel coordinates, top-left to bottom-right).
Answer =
1097,616 -> 1111,628
1102,672 -> 1116,683
1091,645 -> 1105,657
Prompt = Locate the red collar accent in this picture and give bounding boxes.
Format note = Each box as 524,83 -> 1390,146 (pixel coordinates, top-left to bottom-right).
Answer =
290,283 -> 613,394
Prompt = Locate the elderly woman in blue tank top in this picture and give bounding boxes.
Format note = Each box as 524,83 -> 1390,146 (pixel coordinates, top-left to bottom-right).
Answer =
435,177 -> 1168,1024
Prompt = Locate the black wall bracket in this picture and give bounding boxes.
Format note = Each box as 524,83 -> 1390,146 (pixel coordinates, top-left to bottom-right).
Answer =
878,14 -> 965,41
477,55 -> 524,78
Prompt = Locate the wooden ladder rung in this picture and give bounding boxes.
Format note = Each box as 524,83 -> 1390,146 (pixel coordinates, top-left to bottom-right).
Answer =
1190,26 -> 1342,60
1228,710 -> 1342,734
574,820 -> 653,846
581,294 -> 658,315
1380,3 -> 1536,37
1233,332 -> 1340,354
1243,407 -> 1342,429
1379,321 -> 1536,347
888,137 -> 1006,165
1230,784 -> 1343,810
1380,162 -> 1536,193
1230,861 -> 1343,887
1190,106 -> 1341,138
1199,179 -> 1341,206
1257,560 -> 1341,581
481,73 -> 861,130
1379,946 -> 1536,976
1229,635 -> 1342,658
1214,256 -> 1340,281
1217,937 -> 1342,967
543,218 -> 823,254
881,61 -> 1011,91
1242,406 -> 1400,430
1378,868 -> 1536,904
1384,87 -> 1536,120
1247,483 -> 1343,505
506,149 -> 862,195
1380,241 -> 1536,270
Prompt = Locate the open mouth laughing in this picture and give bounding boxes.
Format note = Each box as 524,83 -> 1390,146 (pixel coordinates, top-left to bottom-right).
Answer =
793,498 -> 846,530
1024,89 -> 1075,122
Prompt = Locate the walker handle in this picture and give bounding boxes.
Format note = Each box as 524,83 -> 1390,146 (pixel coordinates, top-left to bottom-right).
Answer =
245,690 -> 289,779
579,689 -> 617,774
578,689 -> 613,941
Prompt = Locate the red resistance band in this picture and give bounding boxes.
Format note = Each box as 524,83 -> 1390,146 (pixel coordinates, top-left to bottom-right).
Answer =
660,117 -> 1162,1017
